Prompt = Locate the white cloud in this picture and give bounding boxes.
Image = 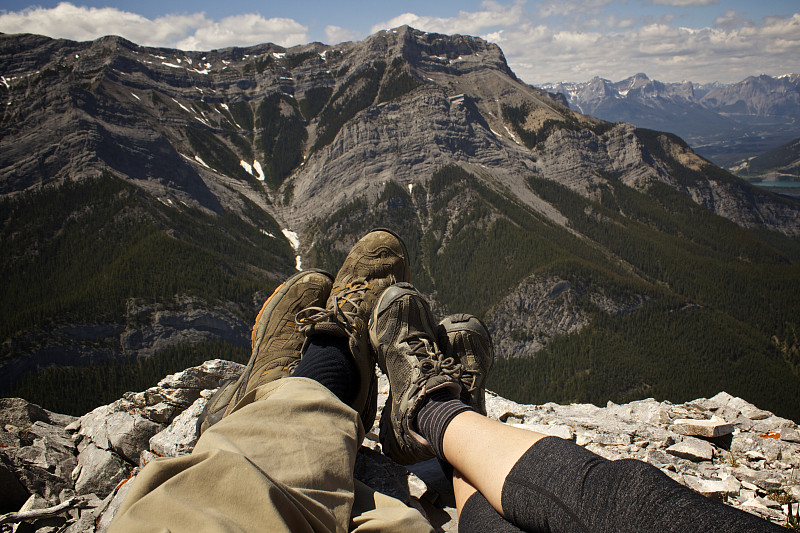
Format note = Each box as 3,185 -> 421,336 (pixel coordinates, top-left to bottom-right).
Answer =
651,0 -> 718,6
176,15 -> 308,50
538,0 -> 614,19
616,18 -> 635,29
479,9 -> 800,84
0,2 -> 308,50
371,0 -> 525,36
324,25 -> 361,44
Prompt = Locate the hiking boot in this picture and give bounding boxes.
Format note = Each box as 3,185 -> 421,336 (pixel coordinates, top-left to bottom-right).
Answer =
296,228 -> 410,432
437,314 -> 494,416
370,283 -> 465,465
197,269 -> 333,434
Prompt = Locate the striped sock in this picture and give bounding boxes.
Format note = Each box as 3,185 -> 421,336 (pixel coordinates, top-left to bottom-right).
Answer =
415,389 -> 472,462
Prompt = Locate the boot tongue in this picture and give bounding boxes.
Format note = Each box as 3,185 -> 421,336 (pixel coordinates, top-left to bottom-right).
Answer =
422,375 -> 462,397
304,321 -> 348,338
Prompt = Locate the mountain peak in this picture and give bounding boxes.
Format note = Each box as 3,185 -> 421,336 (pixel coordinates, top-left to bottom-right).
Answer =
359,25 -> 514,79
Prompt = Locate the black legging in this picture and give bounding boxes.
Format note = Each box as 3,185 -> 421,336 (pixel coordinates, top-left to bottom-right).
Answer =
459,436 -> 784,533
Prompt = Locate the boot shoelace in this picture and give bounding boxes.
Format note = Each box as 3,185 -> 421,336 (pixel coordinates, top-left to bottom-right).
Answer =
408,336 -> 465,387
295,281 -> 371,336
460,367 -> 481,393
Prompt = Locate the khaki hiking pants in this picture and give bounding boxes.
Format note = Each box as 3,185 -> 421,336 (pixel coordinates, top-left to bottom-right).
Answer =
109,377 -> 433,533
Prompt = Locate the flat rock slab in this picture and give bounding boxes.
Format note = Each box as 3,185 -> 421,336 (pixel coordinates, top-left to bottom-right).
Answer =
672,418 -> 733,438
779,427 -> 800,443
666,437 -> 714,462
683,475 -> 741,498
512,423 -> 574,440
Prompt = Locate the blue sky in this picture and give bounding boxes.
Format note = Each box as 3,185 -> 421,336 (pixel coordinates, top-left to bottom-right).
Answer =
1,1 -> 798,85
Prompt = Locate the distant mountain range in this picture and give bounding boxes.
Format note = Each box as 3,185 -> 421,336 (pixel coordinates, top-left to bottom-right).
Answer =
539,73 -> 800,169
1,28 -> 799,421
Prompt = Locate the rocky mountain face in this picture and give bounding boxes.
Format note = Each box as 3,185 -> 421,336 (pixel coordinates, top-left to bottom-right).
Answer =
540,73 -> 800,168
2,27 -> 800,423
1,360 -> 798,531
702,74 -> 800,116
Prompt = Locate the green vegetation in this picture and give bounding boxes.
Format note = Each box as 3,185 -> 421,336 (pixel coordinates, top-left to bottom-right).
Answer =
186,126 -> 257,186
283,50 -> 316,70
313,61 -> 386,150
7,340 -> 248,416
243,55 -> 273,75
502,103 -> 613,149
377,57 -> 423,104
0,174 -> 293,345
229,101 -> 254,131
485,171 -> 800,421
489,302 -> 800,421
4,143 -> 800,423
741,136 -> 800,176
525,174 -> 800,341
256,92 -> 307,189
225,132 -> 255,162
309,166 -> 620,315
298,86 -> 333,120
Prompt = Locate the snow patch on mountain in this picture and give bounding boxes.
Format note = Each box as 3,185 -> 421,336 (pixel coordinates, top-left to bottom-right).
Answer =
281,229 -> 302,271
253,161 -> 266,182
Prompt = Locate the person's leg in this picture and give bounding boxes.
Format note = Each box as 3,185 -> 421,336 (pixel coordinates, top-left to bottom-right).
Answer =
442,413 -> 787,532
455,471 -> 523,533
443,410 -> 546,511
112,270 -> 360,532
113,230 -> 419,533
110,377 -> 363,533
373,285 -> 784,532
197,269 -> 334,434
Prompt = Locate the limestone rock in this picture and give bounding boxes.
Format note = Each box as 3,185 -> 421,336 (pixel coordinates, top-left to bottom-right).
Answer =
105,411 -> 163,465
353,446 -> 420,504
149,395 -> 207,458
744,450 -> 766,462
779,427 -> 800,443
485,275 -> 646,359
0,457 -> 30,512
671,418 -> 733,438
77,405 -> 164,466
0,400 -> 79,505
666,437 -> 714,462
144,403 -> 176,424
0,398 -> 51,429
514,423 -> 574,440
683,474 -> 740,498
74,443 -> 129,497
740,406 -> 772,421
95,476 -> 136,533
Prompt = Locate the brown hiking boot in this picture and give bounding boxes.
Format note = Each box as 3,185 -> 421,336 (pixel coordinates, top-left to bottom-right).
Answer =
370,283 -> 465,465
296,228 -> 410,432
437,314 -> 494,415
197,269 -> 333,434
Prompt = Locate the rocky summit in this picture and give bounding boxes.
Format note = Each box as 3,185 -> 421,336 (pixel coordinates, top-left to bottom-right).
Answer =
1,360 -> 798,531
